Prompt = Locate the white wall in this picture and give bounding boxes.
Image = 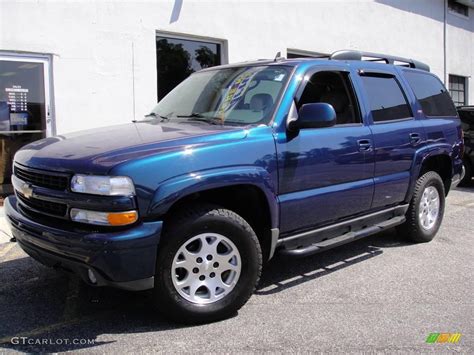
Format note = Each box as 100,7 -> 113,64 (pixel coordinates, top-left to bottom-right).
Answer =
1,0 -> 473,135
447,6 -> 474,101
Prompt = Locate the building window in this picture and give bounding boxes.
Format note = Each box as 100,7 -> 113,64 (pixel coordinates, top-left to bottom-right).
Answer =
156,35 -> 222,101
448,0 -> 469,17
449,75 -> 467,107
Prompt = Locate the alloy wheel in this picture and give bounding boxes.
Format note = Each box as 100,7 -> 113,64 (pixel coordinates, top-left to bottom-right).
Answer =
171,233 -> 242,304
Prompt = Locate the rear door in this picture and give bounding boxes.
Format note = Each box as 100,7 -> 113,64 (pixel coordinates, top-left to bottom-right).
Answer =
354,68 -> 425,209
402,70 -> 463,180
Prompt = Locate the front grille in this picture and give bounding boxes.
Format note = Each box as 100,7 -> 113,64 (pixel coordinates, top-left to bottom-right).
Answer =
17,193 -> 68,217
14,165 -> 69,191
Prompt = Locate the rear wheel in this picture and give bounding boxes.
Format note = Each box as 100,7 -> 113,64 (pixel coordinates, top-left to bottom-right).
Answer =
397,171 -> 445,243
153,204 -> 262,323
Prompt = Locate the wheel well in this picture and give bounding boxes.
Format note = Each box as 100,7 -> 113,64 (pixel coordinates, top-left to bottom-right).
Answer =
420,154 -> 452,194
463,155 -> 472,168
164,184 -> 273,261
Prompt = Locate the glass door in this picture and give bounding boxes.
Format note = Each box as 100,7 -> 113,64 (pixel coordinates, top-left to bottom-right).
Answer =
0,55 -> 53,197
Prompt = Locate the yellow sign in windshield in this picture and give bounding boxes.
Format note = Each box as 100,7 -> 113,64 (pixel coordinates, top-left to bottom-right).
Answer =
216,68 -> 259,120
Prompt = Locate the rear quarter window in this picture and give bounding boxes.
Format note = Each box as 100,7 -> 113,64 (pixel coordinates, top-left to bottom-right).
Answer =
403,71 -> 457,117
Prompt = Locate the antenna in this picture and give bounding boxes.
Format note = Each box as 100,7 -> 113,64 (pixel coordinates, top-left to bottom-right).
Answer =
274,51 -> 282,62
131,42 -> 136,121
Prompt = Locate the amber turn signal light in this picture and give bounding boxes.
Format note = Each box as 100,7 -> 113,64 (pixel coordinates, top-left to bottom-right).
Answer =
70,208 -> 138,226
107,211 -> 138,226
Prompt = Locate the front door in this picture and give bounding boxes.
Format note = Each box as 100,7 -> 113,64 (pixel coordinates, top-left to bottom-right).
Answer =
277,69 -> 375,235
0,54 -> 53,196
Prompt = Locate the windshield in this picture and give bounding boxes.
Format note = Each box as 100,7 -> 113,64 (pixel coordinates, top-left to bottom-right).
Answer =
150,65 -> 291,126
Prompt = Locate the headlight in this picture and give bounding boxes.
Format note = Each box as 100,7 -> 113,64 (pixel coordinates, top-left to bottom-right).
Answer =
70,208 -> 138,226
71,175 -> 135,196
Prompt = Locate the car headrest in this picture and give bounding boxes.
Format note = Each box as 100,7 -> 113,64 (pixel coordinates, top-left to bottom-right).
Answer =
250,93 -> 273,112
319,90 -> 348,113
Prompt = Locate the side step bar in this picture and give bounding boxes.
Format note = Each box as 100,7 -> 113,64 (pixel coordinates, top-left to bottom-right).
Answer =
278,206 -> 407,258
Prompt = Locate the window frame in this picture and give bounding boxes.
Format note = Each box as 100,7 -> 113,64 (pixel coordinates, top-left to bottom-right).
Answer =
153,64 -> 295,127
0,51 -> 55,136
294,67 -> 364,127
155,31 -> 228,101
448,0 -> 470,18
403,70 -> 458,117
358,72 -> 414,124
156,30 -> 228,65
449,74 -> 468,107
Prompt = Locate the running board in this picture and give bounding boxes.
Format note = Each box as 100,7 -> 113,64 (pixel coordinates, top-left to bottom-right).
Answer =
278,206 -> 407,258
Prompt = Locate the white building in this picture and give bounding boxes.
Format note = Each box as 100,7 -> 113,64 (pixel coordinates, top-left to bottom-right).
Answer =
0,0 -> 473,151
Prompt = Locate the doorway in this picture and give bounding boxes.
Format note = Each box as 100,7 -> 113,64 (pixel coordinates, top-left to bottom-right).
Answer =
0,54 -> 53,197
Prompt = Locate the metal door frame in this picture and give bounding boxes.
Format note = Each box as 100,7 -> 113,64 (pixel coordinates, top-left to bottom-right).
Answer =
0,52 -> 55,137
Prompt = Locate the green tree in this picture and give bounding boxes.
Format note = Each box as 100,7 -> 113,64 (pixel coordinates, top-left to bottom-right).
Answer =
195,46 -> 218,69
156,39 -> 193,100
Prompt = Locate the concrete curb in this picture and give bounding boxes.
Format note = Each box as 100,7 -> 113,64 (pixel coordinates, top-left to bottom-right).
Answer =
0,207 -> 12,243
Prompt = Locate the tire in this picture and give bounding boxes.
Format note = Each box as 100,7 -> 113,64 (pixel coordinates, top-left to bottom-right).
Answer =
459,158 -> 472,186
153,204 -> 262,323
397,171 -> 445,243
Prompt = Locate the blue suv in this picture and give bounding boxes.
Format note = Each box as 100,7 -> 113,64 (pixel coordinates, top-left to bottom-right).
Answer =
5,50 -> 464,323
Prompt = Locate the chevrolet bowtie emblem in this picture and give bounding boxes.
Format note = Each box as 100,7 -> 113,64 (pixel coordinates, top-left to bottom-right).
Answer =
20,182 -> 33,199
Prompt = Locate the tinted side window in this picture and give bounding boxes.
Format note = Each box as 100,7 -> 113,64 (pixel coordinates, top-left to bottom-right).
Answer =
403,71 -> 457,117
298,71 -> 361,125
360,75 -> 412,122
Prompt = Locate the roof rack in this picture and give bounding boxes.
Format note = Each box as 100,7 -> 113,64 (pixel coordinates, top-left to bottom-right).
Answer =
330,50 -> 430,72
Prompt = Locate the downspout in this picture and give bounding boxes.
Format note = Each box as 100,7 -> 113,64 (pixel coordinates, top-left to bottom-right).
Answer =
131,41 -> 136,121
443,0 -> 447,85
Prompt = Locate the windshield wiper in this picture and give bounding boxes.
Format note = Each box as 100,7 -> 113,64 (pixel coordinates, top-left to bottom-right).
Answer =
177,113 -> 223,125
133,112 -> 169,123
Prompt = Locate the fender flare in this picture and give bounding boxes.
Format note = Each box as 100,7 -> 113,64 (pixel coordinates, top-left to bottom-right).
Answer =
147,166 -> 279,229
405,143 -> 453,202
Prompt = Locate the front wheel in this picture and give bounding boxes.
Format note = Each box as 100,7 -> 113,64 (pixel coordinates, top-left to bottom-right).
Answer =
397,171 -> 445,243
153,204 -> 262,323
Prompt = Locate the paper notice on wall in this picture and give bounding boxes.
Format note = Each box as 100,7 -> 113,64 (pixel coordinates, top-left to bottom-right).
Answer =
5,85 -> 28,112
10,112 -> 28,125
0,102 -> 9,131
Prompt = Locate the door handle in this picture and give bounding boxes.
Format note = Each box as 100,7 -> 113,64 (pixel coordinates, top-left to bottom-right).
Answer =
357,139 -> 372,152
409,133 -> 421,145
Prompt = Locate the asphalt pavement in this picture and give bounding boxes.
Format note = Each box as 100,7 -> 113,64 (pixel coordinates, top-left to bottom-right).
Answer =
0,187 -> 472,353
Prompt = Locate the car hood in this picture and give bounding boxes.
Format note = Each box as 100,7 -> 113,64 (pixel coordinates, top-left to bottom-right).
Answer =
14,121 -> 247,174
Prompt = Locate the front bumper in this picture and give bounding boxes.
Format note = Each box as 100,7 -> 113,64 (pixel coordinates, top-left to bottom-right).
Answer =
5,196 -> 162,291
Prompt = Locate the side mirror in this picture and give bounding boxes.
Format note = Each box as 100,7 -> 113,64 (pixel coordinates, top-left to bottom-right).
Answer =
288,103 -> 337,131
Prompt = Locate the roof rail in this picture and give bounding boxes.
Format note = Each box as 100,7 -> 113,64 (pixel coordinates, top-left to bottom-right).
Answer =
330,50 -> 430,72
